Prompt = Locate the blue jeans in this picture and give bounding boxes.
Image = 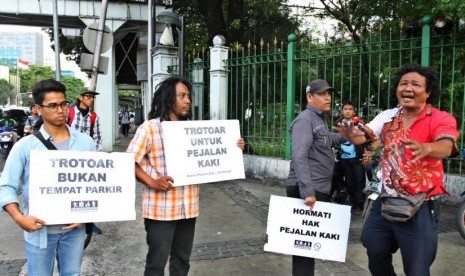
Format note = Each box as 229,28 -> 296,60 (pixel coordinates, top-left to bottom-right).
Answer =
26,227 -> 86,276
361,198 -> 438,276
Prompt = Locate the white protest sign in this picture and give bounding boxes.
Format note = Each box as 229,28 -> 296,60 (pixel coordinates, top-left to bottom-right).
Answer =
162,120 -> 245,186
29,150 -> 136,225
264,195 -> 351,262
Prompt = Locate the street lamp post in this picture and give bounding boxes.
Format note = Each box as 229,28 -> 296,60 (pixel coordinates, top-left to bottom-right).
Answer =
156,10 -> 185,76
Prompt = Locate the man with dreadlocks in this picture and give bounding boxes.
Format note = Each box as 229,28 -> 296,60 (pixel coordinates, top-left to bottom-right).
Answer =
126,76 -> 244,276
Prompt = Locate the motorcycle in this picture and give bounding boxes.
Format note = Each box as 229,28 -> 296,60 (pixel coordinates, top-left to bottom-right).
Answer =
0,126 -> 17,157
329,147 -> 349,204
361,156 -> 381,220
456,191 -> 465,240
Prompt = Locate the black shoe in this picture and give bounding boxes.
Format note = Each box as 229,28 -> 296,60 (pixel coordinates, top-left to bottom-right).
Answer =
92,224 -> 102,234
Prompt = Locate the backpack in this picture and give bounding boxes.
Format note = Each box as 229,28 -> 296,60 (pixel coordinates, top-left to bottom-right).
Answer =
67,106 -> 97,137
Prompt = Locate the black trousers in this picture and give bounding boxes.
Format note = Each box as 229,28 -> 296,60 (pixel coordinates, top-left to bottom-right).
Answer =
340,158 -> 366,208
286,186 -> 330,276
144,218 -> 196,276
121,123 -> 130,137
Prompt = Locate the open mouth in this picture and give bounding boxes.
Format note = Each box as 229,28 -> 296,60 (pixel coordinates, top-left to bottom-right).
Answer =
401,93 -> 415,102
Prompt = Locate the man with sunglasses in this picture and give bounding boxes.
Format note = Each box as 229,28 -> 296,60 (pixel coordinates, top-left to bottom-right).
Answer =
0,79 -> 97,275
67,89 -> 102,151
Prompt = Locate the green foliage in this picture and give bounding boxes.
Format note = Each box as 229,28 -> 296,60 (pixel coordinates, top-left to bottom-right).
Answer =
18,65 -> 86,102
0,79 -> 15,105
19,65 -> 55,93
243,101 -> 287,157
173,0 -> 299,52
43,28 -> 85,64
61,76 -> 86,101
433,0 -> 465,20
118,89 -> 140,109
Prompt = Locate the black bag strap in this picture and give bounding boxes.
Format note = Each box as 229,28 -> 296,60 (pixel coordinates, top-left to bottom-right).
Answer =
34,132 -> 57,150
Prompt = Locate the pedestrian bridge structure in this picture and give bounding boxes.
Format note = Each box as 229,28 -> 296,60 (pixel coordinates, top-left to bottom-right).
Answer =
0,0 -> 170,151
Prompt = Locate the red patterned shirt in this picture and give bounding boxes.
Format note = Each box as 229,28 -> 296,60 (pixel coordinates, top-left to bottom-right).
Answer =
365,105 -> 459,197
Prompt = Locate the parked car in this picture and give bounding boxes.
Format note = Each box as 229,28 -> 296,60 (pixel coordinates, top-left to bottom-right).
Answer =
0,106 -> 31,137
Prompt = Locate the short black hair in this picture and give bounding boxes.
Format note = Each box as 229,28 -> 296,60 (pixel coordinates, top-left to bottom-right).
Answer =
341,100 -> 356,110
32,79 -> 66,105
392,63 -> 439,104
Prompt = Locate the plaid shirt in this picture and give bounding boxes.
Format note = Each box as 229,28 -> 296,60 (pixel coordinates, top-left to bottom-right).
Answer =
126,118 -> 199,221
67,105 -> 102,151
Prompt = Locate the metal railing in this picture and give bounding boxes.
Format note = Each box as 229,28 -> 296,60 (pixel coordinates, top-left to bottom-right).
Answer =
181,18 -> 465,174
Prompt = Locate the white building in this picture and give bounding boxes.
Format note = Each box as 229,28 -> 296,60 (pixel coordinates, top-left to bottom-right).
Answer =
0,31 -> 44,67
0,65 -> 8,81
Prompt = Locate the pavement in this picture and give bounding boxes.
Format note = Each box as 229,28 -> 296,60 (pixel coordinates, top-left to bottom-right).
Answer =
1,134 -> 465,276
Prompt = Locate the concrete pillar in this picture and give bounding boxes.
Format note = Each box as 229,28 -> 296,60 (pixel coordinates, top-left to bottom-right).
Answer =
146,45 -> 179,117
192,57 -> 204,120
209,35 -> 228,120
137,33 -> 148,122
95,45 -> 116,152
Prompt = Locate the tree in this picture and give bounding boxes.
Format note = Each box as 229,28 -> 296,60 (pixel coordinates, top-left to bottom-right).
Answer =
18,65 -> 86,101
0,79 -> 15,105
61,76 -> 86,102
173,0 -> 300,50
308,0 -> 438,42
434,0 -> 465,20
43,28 -> 85,64
19,65 -> 55,93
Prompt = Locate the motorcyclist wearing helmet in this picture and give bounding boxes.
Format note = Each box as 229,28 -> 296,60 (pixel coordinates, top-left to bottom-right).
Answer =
0,111 -> 18,127
0,110 -> 19,142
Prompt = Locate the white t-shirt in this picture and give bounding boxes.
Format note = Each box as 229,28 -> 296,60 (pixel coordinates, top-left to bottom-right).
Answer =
121,111 -> 130,124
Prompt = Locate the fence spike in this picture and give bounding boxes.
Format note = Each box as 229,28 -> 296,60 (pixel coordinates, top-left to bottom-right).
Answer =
260,38 -> 264,49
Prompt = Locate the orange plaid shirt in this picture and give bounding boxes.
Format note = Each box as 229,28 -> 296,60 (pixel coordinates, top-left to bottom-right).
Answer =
126,118 -> 199,221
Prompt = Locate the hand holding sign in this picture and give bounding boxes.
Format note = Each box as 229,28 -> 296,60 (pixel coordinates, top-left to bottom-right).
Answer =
304,196 -> 317,209
62,223 -> 85,231
151,176 -> 174,192
237,138 -> 245,151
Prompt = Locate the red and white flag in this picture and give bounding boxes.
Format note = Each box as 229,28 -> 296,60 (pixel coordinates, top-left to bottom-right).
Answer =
17,58 -> 29,69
